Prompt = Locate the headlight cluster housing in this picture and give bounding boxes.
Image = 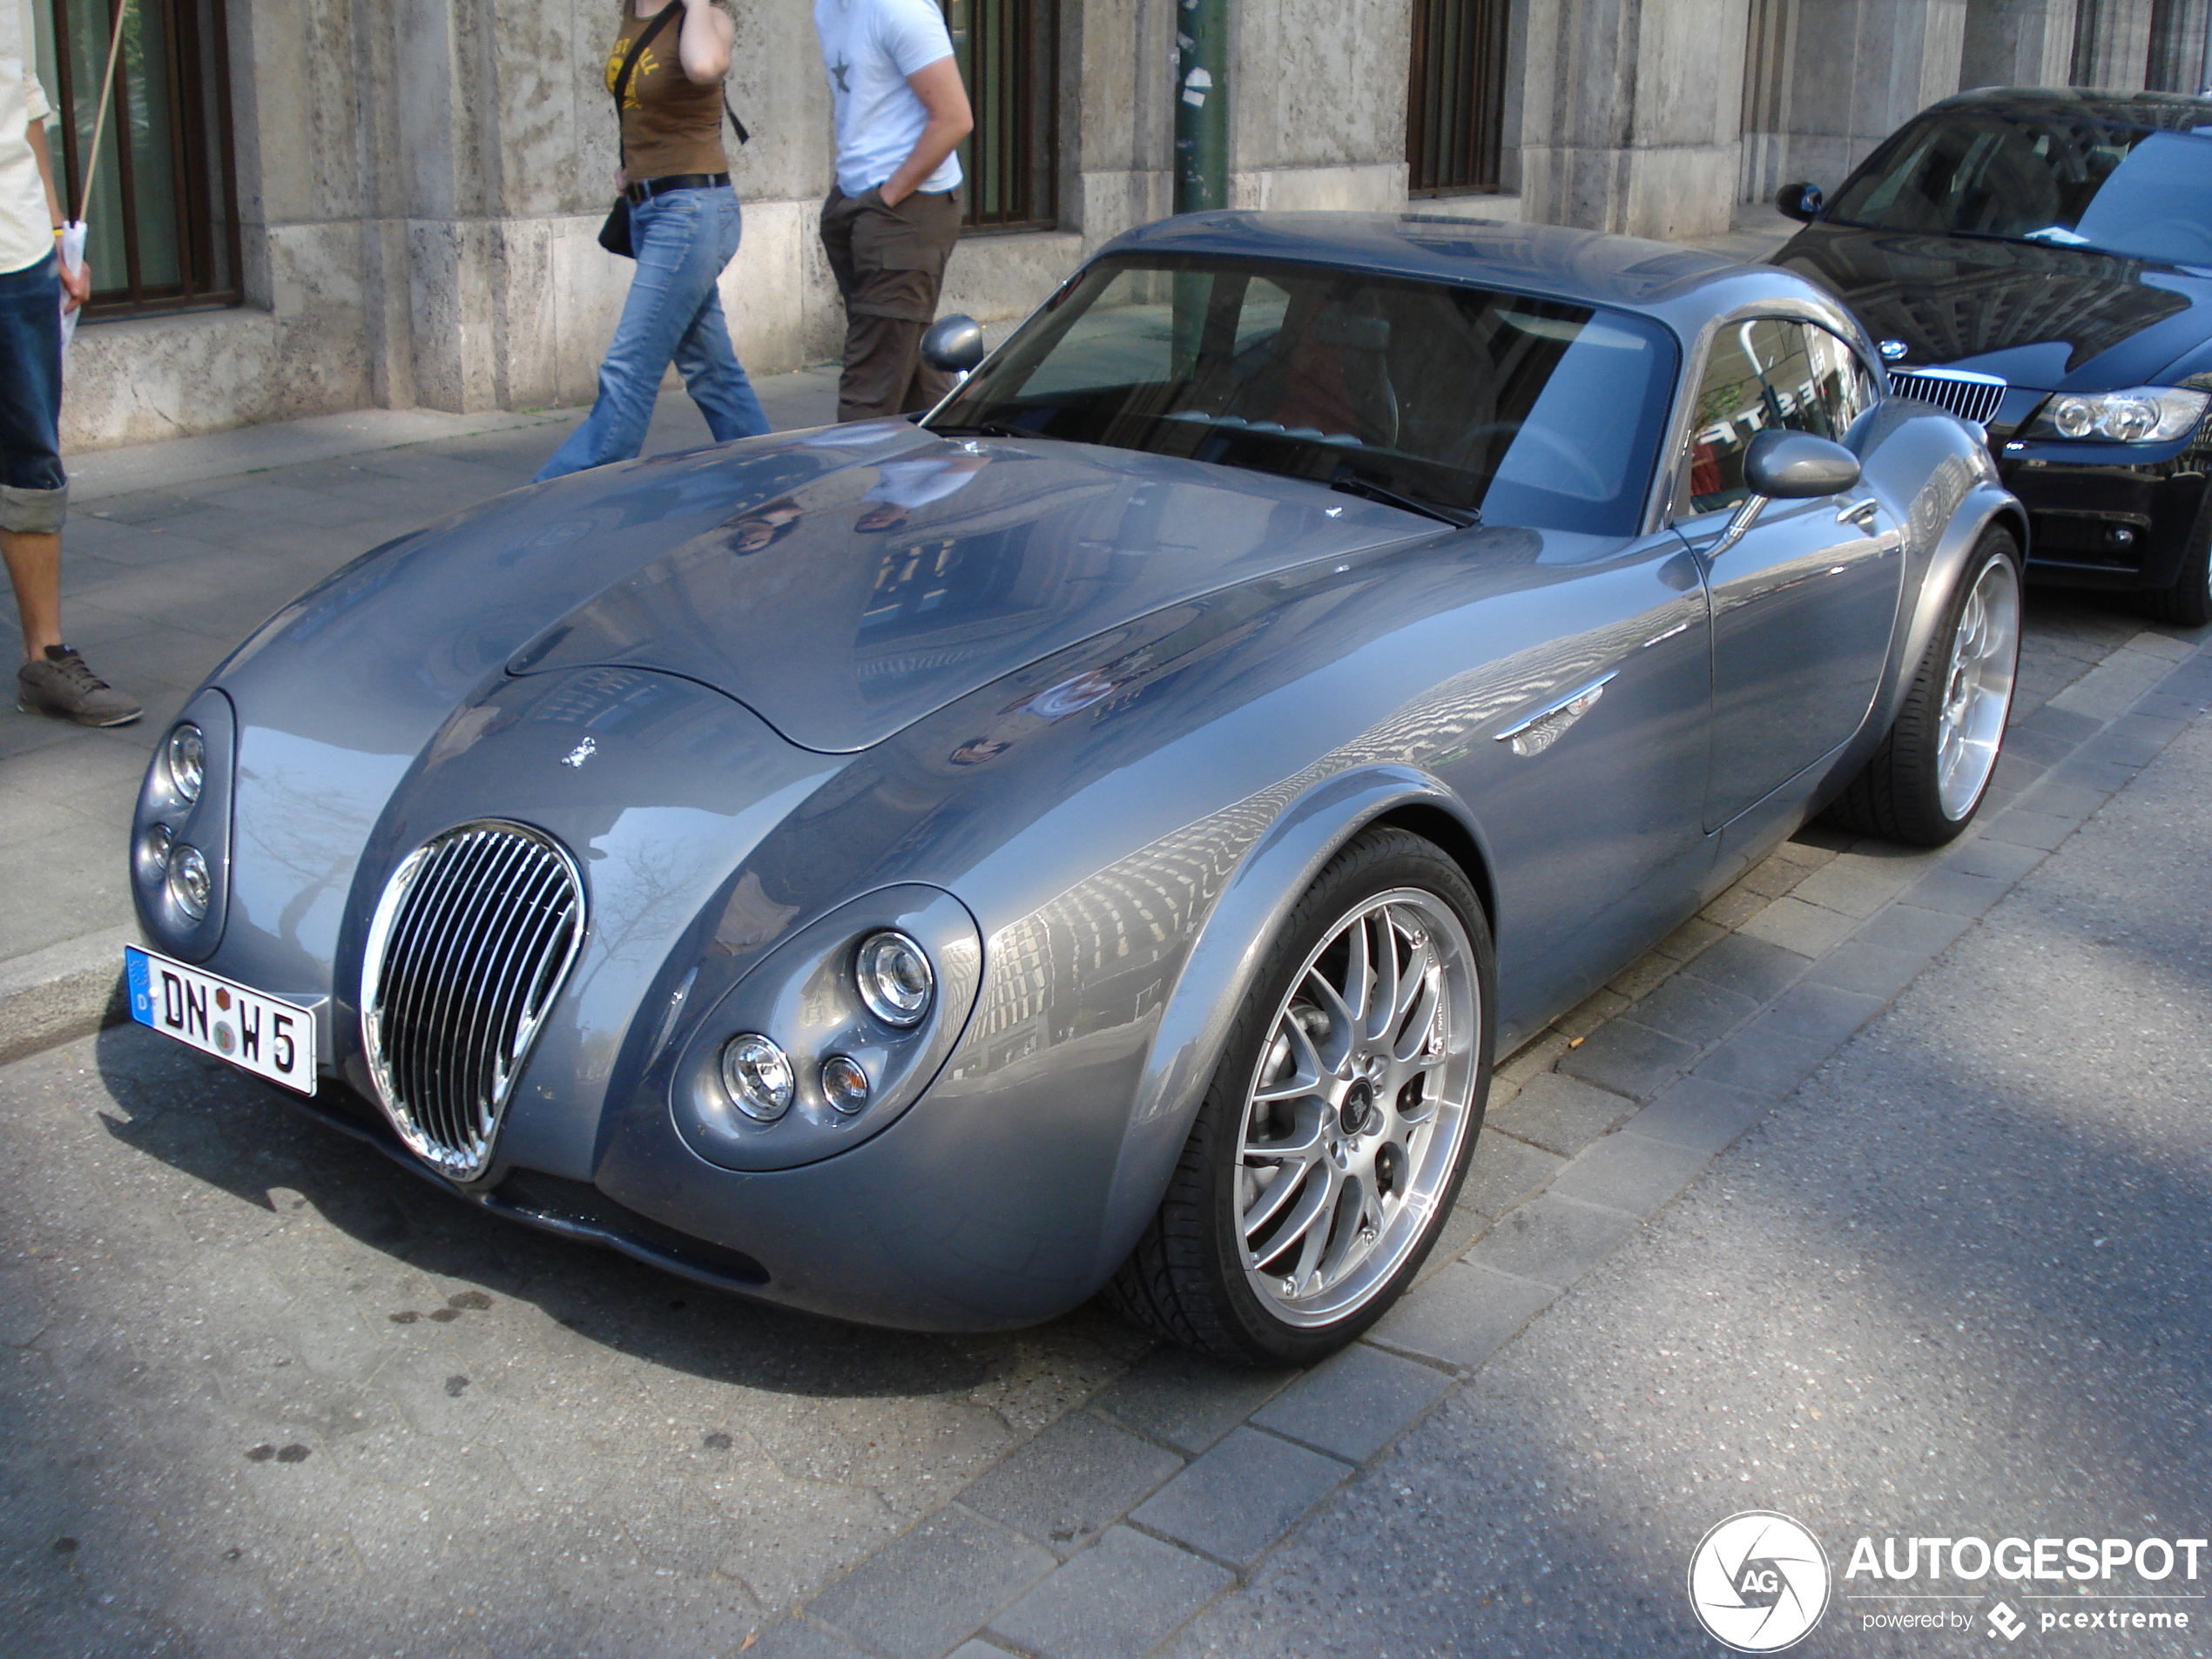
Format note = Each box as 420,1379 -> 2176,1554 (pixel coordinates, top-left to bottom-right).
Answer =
2025,385 -> 2211,444
129,689 -> 236,957
674,887 -> 982,1171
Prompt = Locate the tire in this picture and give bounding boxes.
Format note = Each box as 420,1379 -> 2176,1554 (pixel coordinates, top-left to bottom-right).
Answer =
2141,500 -> 2212,628
1824,528 -> 2023,846
1104,826 -> 1495,1367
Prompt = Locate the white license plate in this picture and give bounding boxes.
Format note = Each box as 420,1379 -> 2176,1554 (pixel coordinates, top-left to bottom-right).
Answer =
125,946 -> 316,1096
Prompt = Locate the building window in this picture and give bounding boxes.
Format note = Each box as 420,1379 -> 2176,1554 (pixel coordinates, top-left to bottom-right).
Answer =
34,0 -> 241,320
1406,0 -> 1510,197
945,0 -> 1058,233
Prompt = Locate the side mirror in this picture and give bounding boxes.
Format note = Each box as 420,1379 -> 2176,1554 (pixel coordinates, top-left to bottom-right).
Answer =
921,314 -> 987,374
1743,428 -> 1862,498
1776,182 -> 1824,224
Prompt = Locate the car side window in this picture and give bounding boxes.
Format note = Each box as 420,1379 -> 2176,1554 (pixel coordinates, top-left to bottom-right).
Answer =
1681,320 -> 1872,516
1682,319 -> 1802,516
1801,324 -> 1878,439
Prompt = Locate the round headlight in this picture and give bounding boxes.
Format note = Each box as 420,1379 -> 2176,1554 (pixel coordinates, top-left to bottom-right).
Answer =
719,1034 -> 794,1123
141,822 -> 175,873
855,930 -> 934,1028
2049,396 -> 2094,438
166,724 -> 206,804
821,1054 -> 872,1115
2101,397 -> 2160,442
167,844 -> 212,921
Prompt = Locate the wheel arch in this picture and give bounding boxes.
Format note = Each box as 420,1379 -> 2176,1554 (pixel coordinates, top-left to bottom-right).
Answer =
1876,480 -> 2027,740
1086,764 -> 1496,1286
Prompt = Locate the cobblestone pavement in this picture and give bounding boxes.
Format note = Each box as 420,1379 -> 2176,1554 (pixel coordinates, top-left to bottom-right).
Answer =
3,579 -> 2203,1656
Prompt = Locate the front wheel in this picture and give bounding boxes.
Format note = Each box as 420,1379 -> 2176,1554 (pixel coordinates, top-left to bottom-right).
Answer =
1824,528 -> 2022,846
2141,497 -> 2212,628
1106,827 -> 1494,1367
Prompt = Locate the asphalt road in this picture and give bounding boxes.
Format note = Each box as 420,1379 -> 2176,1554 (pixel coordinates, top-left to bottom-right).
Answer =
0,595 -> 2203,1658
1164,651 -> 2212,1655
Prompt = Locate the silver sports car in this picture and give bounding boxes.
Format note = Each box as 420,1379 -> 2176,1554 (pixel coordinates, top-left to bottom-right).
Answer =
125,212 -> 2024,1365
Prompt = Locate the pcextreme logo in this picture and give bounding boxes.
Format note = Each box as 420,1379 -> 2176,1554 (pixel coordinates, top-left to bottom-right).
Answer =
1689,1511 -> 1833,1652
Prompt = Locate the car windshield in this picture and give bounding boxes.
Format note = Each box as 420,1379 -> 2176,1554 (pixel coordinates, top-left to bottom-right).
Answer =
1826,109 -> 2212,266
926,254 -> 1681,536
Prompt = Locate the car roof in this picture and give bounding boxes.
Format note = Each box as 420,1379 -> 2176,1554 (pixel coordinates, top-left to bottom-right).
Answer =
1099,211 -> 1838,338
1932,84 -> 2212,132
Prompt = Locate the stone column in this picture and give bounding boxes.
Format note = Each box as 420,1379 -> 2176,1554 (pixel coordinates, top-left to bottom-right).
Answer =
2145,0 -> 2209,88
1960,0 -> 2081,86
1735,0 -> 1968,205
1514,0 -> 1748,237
2070,0 -> 2157,84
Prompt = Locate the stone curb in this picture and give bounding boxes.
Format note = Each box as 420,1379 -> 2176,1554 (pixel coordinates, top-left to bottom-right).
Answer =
743,623 -> 2212,1659
0,922 -> 138,1066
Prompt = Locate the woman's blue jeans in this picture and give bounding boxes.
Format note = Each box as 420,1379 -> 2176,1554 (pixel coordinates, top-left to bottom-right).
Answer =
536,184 -> 769,481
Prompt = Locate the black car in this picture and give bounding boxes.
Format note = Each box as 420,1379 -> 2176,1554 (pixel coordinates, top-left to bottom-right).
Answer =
1772,86 -> 2212,624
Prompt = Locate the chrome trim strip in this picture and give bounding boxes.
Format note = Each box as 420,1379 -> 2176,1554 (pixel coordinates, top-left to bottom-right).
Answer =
1494,670 -> 1619,757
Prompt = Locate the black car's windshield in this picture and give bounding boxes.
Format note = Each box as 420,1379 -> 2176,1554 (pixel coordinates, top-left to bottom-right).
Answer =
1827,108 -> 2212,266
926,254 -> 1681,536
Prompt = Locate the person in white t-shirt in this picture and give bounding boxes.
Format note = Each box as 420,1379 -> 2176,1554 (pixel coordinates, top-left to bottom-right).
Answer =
2,0 -> 137,725
812,0 -> 972,423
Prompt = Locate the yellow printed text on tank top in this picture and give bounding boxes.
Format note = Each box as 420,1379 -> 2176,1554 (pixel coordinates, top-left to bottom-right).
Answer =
606,42 -> 664,106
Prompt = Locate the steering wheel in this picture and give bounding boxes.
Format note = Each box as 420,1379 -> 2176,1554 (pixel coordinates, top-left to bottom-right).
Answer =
1449,421 -> 1610,498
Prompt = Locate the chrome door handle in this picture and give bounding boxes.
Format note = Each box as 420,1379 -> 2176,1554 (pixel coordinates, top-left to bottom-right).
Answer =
1837,497 -> 1881,529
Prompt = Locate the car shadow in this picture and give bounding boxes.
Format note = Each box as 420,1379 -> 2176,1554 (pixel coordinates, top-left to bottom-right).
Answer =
86,1022 -> 1150,1403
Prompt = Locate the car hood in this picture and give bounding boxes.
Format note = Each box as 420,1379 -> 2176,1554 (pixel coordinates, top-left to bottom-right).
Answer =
1774,224 -> 2212,388
507,425 -> 1439,752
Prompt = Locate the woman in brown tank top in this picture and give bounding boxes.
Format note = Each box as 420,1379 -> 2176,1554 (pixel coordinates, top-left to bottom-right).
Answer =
536,0 -> 768,481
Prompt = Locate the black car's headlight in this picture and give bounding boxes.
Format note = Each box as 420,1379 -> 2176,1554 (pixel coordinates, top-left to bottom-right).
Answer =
2022,385 -> 2210,444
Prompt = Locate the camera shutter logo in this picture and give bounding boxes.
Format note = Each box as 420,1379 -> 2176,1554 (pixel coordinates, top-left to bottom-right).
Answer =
1688,1510 -> 1832,1652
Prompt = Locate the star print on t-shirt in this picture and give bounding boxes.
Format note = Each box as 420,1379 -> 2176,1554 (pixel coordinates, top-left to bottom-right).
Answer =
831,57 -> 851,93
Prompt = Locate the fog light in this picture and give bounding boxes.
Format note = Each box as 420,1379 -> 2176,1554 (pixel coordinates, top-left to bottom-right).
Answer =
719,1034 -> 794,1123
821,1055 -> 871,1115
142,822 -> 175,873
167,844 -> 212,921
855,930 -> 934,1028
166,723 -> 206,804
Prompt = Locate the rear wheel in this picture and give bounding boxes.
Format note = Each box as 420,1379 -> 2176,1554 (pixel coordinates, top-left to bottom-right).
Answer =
1106,828 -> 1494,1367
1824,529 -> 2022,846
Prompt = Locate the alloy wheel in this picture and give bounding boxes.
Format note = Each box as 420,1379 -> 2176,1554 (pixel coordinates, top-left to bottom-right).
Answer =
1936,553 -> 2021,821
1234,888 -> 1479,1327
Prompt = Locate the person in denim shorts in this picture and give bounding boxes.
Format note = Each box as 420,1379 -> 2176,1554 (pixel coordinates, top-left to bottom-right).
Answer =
536,0 -> 770,482
2,6 -> 136,725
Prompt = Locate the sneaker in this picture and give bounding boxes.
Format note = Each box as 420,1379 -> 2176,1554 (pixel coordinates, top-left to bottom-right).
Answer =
17,644 -> 143,726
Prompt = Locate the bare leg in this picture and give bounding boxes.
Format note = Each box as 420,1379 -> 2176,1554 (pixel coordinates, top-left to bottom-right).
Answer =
1,528 -> 63,662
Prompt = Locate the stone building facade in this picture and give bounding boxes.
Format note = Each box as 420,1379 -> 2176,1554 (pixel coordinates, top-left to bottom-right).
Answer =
46,0 -> 2212,449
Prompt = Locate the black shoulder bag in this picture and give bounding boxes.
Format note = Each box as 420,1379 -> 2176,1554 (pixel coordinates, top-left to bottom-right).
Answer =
597,1 -> 752,259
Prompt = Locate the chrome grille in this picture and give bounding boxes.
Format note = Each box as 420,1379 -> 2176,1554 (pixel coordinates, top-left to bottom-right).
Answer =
361,821 -> 585,1181
1887,367 -> 2006,427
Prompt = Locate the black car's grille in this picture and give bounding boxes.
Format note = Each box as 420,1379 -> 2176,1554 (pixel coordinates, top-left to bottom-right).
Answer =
1887,368 -> 2006,427
360,822 -> 585,1181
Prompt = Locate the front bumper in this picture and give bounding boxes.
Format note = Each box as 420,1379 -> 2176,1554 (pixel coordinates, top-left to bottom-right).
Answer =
2003,457 -> 2210,590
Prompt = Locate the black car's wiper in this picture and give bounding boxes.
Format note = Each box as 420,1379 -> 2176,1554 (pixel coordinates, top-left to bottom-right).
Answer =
927,420 -> 1029,440
1328,474 -> 1478,529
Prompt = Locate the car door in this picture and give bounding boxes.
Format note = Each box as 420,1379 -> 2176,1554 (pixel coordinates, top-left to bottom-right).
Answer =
1676,319 -> 1905,830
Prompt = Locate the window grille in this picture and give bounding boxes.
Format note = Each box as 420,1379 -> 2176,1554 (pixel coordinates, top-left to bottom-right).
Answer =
945,0 -> 1058,233
33,0 -> 241,320
1406,0 -> 1510,197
